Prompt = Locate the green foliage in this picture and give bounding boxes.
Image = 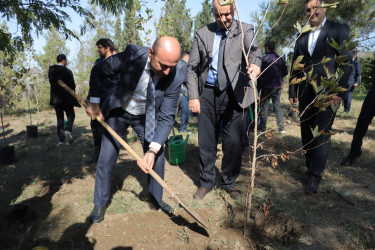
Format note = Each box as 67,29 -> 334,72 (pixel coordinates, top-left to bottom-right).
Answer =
157,0 -> 193,53
359,51 -> 375,91
194,0 -> 213,32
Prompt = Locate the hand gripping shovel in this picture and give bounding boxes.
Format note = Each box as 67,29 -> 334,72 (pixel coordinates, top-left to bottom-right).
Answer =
58,80 -> 209,230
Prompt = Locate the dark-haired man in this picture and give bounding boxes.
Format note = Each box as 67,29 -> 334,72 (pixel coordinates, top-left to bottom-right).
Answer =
86,36 -> 184,224
87,38 -> 119,163
258,40 -> 288,133
48,54 -> 80,145
289,0 -> 352,194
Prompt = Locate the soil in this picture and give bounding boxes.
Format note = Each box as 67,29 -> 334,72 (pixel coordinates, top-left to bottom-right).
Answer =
0,94 -> 374,249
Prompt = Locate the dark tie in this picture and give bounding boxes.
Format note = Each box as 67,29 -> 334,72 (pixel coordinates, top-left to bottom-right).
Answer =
217,30 -> 228,91
145,71 -> 155,142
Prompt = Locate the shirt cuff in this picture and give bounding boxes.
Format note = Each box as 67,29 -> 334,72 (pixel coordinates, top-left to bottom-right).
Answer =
149,142 -> 161,151
90,97 -> 100,103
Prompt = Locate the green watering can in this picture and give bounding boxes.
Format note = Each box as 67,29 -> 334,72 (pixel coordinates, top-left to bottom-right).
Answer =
168,134 -> 189,165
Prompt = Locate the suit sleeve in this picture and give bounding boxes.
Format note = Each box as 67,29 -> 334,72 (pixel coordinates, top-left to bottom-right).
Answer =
289,38 -> 300,99
89,51 -> 125,99
244,25 -> 262,68
355,61 -> 361,84
187,31 -> 201,100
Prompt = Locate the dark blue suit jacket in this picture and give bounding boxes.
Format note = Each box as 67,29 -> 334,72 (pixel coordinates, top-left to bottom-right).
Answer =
89,44 -> 184,146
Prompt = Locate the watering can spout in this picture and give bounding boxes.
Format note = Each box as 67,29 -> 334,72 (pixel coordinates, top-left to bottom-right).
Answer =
185,134 -> 189,143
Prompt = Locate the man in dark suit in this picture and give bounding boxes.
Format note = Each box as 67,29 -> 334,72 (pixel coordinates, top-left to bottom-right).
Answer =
289,0 -> 352,194
187,0 -> 262,200
86,36 -> 183,224
343,51 -> 361,112
341,78 -> 375,166
48,54 -> 80,145
87,38 -> 119,164
177,52 -> 190,132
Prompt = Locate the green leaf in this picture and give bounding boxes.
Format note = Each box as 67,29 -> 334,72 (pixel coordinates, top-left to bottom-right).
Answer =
312,127 -> 319,137
294,21 -> 302,33
276,0 -> 289,5
218,0 -> 234,6
292,55 -> 305,71
321,2 -> 339,9
319,57 -> 331,65
330,101 -> 341,112
328,38 -> 340,51
301,24 -> 314,34
335,55 -> 348,65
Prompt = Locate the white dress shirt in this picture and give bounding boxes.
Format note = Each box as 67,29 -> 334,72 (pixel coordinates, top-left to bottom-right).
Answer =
308,18 -> 327,56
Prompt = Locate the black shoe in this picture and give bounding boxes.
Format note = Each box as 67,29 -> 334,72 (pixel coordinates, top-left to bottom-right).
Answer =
149,201 -> 173,214
193,187 -> 212,200
341,151 -> 362,166
304,178 -> 320,194
90,206 -> 105,224
223,187 -> 242,199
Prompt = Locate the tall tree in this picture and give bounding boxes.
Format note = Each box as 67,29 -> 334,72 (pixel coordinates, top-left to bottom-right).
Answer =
157,0 -> 193,52
194,0 -> 213,33
0,0 -> 126,52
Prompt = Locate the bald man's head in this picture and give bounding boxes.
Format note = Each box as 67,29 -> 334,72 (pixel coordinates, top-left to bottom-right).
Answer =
149,36 -> 181,77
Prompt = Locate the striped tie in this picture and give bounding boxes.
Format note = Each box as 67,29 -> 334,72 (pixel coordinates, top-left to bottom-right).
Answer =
145,71 -> 155,142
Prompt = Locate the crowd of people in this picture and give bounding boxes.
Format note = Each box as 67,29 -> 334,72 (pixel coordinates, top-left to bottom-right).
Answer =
47,0 -> 373,224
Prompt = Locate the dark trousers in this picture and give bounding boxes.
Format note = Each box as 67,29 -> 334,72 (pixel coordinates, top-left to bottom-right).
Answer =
343,86 -> 355,111
259,88 -> 285,131
179,94 -> 190,132
91,119 -> 102,149
299,102 -> 336,181
53,104 -> 75,142
350,83 -> 375,153
198,85 -> 245,189
93,108 -> 165,208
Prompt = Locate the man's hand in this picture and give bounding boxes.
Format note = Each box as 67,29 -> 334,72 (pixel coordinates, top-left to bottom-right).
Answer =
289,97 -> 298,105
189,99 -> 200,114
331,95 -> 342,105
353,83 -> 358,89
86,103 -> 104,120
247,64 -> 261,80
137,149 -> 157,174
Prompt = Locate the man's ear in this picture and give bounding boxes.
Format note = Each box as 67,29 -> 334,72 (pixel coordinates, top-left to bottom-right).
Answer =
149,48 -> 153,58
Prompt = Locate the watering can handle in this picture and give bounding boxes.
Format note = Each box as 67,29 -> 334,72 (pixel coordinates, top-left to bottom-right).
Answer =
185,134 -> 189,143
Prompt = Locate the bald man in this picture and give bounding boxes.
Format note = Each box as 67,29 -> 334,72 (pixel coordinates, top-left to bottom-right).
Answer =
86,36 -> 183,223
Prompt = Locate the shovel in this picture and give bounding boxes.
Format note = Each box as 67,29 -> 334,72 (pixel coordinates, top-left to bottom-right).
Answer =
57,80 -> 209,230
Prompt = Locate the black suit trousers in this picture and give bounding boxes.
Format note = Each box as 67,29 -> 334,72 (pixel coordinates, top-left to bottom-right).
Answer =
93,108 -> 165,208
198,85 -> 245,189
53,104 -> 75,142
351,83 -> 375,153
299,102 -> 336,180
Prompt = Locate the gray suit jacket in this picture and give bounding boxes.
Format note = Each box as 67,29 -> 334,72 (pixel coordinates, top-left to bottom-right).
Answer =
187,20 -> 262,108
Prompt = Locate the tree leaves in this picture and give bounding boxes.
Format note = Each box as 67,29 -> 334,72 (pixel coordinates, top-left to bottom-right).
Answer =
292,55 -> 305,71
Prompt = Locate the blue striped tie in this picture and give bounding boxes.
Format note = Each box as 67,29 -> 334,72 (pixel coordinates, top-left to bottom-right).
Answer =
145,71 -> 155,142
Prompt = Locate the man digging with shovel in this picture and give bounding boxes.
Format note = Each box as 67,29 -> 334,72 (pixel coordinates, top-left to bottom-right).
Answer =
86,36 -> 184,224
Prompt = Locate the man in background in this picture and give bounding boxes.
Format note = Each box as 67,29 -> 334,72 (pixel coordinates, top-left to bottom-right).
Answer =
343,51 -> 361,112
48,54 -> 80,146
177,52 -> 191,132
258,40 -> 288,133
87,38 -> 119,163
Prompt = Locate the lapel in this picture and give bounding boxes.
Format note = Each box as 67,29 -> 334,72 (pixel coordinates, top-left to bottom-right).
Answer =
225,20 -> 238,52
206,23 -> 216,59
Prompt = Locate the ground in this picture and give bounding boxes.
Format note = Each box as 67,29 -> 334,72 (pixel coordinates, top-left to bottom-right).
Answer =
0,90 -> 374,249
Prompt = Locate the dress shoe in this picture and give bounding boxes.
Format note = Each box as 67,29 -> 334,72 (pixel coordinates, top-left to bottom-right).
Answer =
193,187 -> 212,200
304,178 -> 319,195
90,206 -> 105,224
341,151 -> 362,166
224,187 -> 242,199
149,200 -> 173,214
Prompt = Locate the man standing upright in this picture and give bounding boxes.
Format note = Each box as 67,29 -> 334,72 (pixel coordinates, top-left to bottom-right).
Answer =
258,40 -> 288,133
177,52 -> 191,132
86,36 -> 184,224
48,54 -> 80,145
289,0 -> 351,194
343,51 -> 361,112
87,38 -> 119,163
187,0 -> 262,200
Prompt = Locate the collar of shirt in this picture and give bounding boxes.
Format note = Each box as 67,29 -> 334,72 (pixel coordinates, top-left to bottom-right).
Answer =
145,57 -> 160,84
314,17 -> 327,32
57,63 -> 64,66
